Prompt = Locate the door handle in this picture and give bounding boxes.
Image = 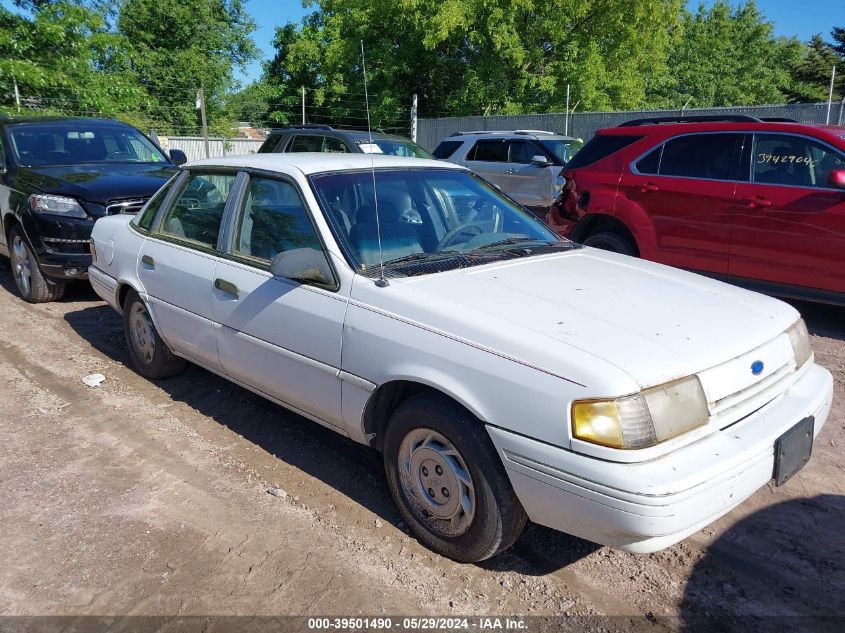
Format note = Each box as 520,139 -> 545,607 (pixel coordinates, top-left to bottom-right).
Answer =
214,278 -> 239,299
638,182 -> 659,192
743,196 -> 772,208
141,255 -> 155,269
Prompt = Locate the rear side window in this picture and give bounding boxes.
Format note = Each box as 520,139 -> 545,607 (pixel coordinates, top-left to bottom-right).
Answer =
432,140 -> 463,159
566,135 -> 642,169
467,140 -> 507,162
635,147 -> 662,174
288,135 -> 324,152
658,134 -> 739,180
258,133 -> 283,153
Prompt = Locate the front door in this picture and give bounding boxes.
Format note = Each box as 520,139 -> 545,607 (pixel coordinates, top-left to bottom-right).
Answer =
730,133 -> 845,295
500,140 -> 554,214
211,173 -> 347,428
138,170 -> 238,371
617,132 -> 743,274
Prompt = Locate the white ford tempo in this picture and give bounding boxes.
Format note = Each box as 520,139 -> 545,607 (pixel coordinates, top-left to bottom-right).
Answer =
89,154 -> 833,562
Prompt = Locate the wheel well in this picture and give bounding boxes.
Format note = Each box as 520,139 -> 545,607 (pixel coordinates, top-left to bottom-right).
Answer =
362,381 -> 468,452
570,214 -> 639,256
4,214 -> 18,241
117,283 -> 133,311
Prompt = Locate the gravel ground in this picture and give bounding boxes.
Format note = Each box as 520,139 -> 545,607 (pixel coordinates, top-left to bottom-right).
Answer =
0,272 -> 842,632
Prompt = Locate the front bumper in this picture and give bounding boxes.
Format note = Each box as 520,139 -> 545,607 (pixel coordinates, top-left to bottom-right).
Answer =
488,363 -> 833,553
22,212 -> 94,280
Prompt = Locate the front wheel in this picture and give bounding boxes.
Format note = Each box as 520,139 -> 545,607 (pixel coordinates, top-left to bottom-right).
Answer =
383,393 -> 527,562
582,230 -> 636,256
9,226 -> 66,303
123,289 -> 186,379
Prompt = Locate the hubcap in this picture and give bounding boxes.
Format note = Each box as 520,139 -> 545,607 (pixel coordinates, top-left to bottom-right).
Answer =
398,428 -> 475,537
129,302 -> 156,364
11,236 -> 32,296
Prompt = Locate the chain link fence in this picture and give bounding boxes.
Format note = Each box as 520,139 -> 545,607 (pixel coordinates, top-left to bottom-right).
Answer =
416,103 -> 840,151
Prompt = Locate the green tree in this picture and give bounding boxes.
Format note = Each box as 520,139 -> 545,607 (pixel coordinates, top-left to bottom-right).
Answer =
788,30 -> 844,103
118,0 -> 257,135
0,1 -> 143,121
662,1 -> 805,108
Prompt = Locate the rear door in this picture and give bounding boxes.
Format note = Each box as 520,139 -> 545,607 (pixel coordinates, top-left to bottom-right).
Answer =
730,132 -> 845,295
462,139 -> 507,188
617,132 -> 743,274
138,170 -> 238,371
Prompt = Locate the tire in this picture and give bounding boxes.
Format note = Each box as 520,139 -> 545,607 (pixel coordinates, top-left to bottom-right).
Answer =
383,393 -> 527,563
122,289 -> 186,379
582,230 -> 637,256
8,226 -> 66,303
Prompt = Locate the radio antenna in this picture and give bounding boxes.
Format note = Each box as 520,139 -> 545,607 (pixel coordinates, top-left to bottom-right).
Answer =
361,40 -> 388,287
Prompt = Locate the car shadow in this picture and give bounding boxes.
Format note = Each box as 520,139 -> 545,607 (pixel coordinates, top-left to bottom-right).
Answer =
62,302 -> 597,572
679,494 -> 845,632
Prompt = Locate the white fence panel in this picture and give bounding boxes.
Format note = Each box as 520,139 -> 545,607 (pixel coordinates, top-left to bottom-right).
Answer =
162,137 -> 264,162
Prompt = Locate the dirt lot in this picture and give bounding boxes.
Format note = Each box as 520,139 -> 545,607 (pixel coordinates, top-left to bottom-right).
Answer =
0,270 -> 843,631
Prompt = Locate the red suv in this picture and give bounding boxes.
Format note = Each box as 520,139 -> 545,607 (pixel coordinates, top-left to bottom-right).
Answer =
548,115 -> 845,305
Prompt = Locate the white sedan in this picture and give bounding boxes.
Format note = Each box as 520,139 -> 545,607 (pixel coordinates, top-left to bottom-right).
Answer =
89,153 -> 833,562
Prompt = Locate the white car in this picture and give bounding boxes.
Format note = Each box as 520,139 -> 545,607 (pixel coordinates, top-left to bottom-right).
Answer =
89,153 -> 833,563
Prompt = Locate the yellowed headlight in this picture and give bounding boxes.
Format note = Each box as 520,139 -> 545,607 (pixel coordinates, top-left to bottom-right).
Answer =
572,400 -> 625,448
786,319 -> 812,368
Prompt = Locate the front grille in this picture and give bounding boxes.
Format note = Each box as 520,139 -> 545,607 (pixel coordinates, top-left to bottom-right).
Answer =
42,237 -> 92,255
106,198 -> 149,215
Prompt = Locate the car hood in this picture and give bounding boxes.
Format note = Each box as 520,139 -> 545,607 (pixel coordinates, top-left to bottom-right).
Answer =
16,163 -> 177,208
360,249 -> 799,390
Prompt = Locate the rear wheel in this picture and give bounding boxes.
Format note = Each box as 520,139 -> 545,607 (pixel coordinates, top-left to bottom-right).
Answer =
9,226 -> 66,303
383,393 -> 527,562
582,230 -> 636,256
123,289 -> 186,379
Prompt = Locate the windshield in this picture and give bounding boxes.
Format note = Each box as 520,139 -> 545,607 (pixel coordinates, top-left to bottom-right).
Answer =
354,138 -> 433,159
310,168 -> 571,277
9,123 -> 169,167
540,139 -> 584,165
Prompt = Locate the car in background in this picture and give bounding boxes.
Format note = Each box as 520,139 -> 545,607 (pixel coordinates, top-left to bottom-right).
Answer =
89,152 -> 831,563
258,124 -> 433,159
547,115 -> 845,305
432,130 -> 583,217
0,116 -> 186,303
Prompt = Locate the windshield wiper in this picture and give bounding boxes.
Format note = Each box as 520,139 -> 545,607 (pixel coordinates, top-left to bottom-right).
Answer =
380,250 -> 462,267
470,237 -> 558,251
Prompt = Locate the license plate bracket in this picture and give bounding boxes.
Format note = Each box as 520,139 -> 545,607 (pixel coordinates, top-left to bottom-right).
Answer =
773,416 -> 814,486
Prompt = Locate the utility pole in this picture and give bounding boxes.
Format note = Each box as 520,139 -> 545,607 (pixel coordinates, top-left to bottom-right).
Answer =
569,101 -> 580,137
410,93 -> 418,142
302,86 -> 306,124
197,86 -> 210,158
826,66 -> 836,124
564,84 -> 570,136
13,77 -> 21,113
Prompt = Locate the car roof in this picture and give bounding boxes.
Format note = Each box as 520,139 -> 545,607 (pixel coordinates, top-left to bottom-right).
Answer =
267,127 -> 414,141
445,130 -> 578,141
0,116 -> 127,127
187,152 -> 465,175
599,120 -> 845,144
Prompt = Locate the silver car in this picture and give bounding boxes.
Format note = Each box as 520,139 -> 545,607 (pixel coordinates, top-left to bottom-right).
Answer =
432,130 -> 583,216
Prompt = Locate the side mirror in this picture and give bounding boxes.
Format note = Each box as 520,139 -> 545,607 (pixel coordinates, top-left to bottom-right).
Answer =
169,149 -> 187,166
531,154 -> 552,167
270,248 -> 335,286
827,169 -> 845,189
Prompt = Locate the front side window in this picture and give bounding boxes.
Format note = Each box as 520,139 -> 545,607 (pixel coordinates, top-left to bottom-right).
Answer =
467,140 -> 507,162
752,134 -> 845,188
158,172 -> 236,249
507,141 -> 534,164
323,137 -> 350,153
8,123 -> 168,166
656,133 -> 739,180
310,168 -> 570,277
540,139 -> 584,165
234,176 -> 323,262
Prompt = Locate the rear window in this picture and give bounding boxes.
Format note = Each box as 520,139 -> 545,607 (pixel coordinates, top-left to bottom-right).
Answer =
432,140 -> 463,159
565,134 -> 642,169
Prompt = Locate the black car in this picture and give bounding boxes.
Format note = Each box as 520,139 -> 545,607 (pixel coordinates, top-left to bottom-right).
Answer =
0,117 -> 186,303
257,124 -> 433,158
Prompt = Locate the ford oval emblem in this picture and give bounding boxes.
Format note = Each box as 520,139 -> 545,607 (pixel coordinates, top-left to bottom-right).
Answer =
751,360 -> 765,376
